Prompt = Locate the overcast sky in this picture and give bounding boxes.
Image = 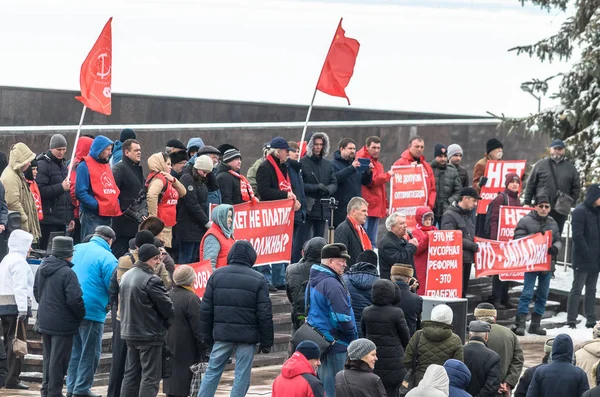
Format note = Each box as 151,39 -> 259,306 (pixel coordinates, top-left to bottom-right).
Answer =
0,0 -> 571,117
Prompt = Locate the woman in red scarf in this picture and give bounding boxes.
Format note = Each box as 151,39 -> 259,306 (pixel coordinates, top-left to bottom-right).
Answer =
411,206 -> 437,295
24,159 -> 43,221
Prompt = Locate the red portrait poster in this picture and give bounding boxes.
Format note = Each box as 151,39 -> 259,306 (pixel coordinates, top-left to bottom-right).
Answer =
424,230 -> 463,298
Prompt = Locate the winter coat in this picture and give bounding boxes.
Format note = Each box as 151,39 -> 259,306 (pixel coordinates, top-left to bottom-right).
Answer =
199,241 -> 274,346
272,352 -> 325,397
287,159 -> 307,224
69,137 -> 93,219
362,279 -> 411,391
584,386 -> 600,397
176,165 -> 210,242
412,206 -> 437,292
486,322 -> 523,388
0,181 -> 8,227
110,140 -> 123,166
247,157 -> 263,193
514,211 -> 562,259
456,164 -> 469,188
334,219 -> 365,268
163,286 -> 207,396
514,364 -> 542,397
306,263 -> 357,354
285,237 -> 327,330
200,204 -> 235,269
72,236 -> 118,323
527,334 -> 589,397
0,143 -> 40,238
523,157 -> 581,207
473,155 -> 490,194
464,338 -> 502,397
356,146 -> 390,219
576,339 -> 600,389
334,359 -> 387,397
331,150 -> 373,226
300,132 -> 338,220
430,161 -> 462,218
406,364 -> 450,397
36,151 -> 73,226
395,280 -> 423,336
256,154 -> 290,201
217,162 -> 245,205
444,359 -> 472,397
111,155 -> 144,238
441,203 -> 478,264
0,230 -> 33,316
394,149 -> 436,210
34,255 -> 85,336
379,231 -> 417,280
342,262 -> 379,337
404,320 -> 464,386
488,189 -> 522,240
571,185 -> 600,273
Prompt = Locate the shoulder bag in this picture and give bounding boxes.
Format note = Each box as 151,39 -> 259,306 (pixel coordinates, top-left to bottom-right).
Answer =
547,158 -> 574,215
398,331 -> 421,396
12,320 -> 28,357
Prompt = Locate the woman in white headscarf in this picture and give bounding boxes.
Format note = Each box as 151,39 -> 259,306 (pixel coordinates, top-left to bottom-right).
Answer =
406,364 -> 450,397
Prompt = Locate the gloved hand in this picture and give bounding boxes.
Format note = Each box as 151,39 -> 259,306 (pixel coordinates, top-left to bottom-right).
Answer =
258,345 -> 271,354
317,183 -> 329,195
548,246 -> 559,257
472,243 -> 480,253
479,176 -> 488,187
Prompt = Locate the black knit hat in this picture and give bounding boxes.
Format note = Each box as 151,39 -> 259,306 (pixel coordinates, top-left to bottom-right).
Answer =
218,144 -> 238,156
135,230 -> 155,249
166,139 -> 186,151
356,250 -> 378,266
169,150 -> 187,165
120,128 -> 136,142
434,143 -> 447,158
138,243 -> 160,262
486,138 -> 503,154
295,341 -> 321,360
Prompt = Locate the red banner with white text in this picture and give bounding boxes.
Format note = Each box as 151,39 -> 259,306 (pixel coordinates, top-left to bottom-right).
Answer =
175,260 -> 213,299
474,232 -> 552,278
477,160 -> 526,214
425,230 -> 463,298
497,205 -> 533,281
389,165 -> 428,228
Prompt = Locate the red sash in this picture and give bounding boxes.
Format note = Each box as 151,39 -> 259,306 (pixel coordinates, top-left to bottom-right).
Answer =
83,156 -> 121,217
347,216 -> 372,251
266,155 -> 291,192
146,173 -> 178,227
227,170 -> 258,203
27,180 -> 43,221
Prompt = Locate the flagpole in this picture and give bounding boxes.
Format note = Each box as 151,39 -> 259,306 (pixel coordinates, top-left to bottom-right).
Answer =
66,105 -> 87,181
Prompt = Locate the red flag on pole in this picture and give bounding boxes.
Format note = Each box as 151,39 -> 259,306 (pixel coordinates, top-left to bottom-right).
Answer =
316,18 -> 360,105
75,17 -> 113,115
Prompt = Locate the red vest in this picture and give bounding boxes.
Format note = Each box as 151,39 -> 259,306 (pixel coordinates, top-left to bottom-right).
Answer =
27,180 -> 43,221
199,223 -> 235,269
147,173 -> 178,227
83,156 -> 122,217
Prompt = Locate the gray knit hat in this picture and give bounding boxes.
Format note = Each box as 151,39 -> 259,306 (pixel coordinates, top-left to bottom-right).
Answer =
173,265 -> 195,286
347,338 -> 377,360
194,155 -> 214,172
447,144 -> 463,159
50,134 -> 68,149
222,149 -> 242,163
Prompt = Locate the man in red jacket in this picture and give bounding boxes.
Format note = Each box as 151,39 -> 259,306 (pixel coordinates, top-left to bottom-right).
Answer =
356,136 -> 393,248
272,341 -> 324,397
393,135 -> 436,210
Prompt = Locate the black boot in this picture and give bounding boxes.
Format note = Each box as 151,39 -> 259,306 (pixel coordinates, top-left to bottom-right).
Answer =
512,313 -> 527,336
528,313 -> 547,335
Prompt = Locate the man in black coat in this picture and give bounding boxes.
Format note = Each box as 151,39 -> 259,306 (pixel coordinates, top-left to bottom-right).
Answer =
111,139 -> 144,258
390,264 -> 422,336
513,338 -> 552,397
36,134 -> 74,249
379,212 -> 418,280
464,321 -> 502,397
287,141 -> 307,263
119,244 -> 175,397
334,197 -> 371,267
331,138 -> 372,227
198,241 -> 274,397
567,184 -> 600,328
33,237 -> 85,397
217,149 -> 257,205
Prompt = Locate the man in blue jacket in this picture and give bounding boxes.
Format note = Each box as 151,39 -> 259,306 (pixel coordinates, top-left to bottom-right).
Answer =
306,243 -> 357,397
67,226 -> 118,397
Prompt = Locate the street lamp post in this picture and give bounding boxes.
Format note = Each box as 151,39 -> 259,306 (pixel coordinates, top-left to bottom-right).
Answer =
521,83 -> 541,112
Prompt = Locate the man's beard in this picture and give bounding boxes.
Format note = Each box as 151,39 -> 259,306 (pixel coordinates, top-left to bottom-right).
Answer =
551,153 -> 564,162
97,157 -> 110,164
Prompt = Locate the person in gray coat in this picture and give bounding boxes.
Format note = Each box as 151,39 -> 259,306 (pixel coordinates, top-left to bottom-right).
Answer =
441,187 -> 481,298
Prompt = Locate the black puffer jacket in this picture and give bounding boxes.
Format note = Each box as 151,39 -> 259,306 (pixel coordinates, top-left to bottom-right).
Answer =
176,167 -> 210,242
33,255 -> 85,336
343,262 -> 379,337
464,338 -> 502,397
300,132 -> 338,220
524,157 -> 581,206
441,203 -> 478,264
112,156 -> 144,237
335,360 -> 388,397
200,241 -> 274,347
216,162 -> 244,205
362,280 -> 411,392
285,237 -> 327,330
430,161 -> 462,218
456,164 -> 469,188
395,280 -> 423,336
35,151 -> 73,225
571,184 -> 600,273
331,150 -> 372,226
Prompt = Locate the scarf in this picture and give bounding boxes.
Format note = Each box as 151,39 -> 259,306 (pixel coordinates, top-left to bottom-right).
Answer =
347,216 -> 372,250
182,285 -> 195,293
266,154 -> 291,192
228,170 -> 258,202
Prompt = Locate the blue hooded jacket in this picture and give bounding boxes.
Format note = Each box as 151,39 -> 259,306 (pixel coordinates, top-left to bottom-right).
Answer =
342,262 -> 379,338
75,135 -> 114,215
444,359 -> 472,397
306,264 -> 357,353
110,140 -> 123,166
72,236 -> 118,322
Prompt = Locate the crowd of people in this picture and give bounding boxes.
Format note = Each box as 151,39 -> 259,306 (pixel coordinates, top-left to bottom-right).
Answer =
0,129 -> 596,397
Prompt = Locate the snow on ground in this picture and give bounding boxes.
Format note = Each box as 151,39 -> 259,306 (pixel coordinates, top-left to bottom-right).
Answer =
544,313 -> 595,345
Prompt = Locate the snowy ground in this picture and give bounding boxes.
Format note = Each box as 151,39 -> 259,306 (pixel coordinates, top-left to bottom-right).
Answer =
543,313 -> 595,344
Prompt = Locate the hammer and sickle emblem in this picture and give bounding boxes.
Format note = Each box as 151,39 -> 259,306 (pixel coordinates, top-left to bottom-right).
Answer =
96,53 -> 111,79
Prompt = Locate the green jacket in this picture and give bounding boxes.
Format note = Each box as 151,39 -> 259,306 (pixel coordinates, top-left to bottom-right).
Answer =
486,322 -> 524,387
404,320 -> 464,386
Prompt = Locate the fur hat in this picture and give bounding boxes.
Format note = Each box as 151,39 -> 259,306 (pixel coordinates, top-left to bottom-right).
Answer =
169,150 -> 188,165
391,264 -> 414,278
593,322 -> 600,339
431,304 -> 453,325
356,250 -> 378,267
51,236 -> 74,259
474,302 -> 497,318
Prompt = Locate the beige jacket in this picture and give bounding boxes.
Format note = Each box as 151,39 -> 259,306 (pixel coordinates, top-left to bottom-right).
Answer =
0,143 -> 40,239
576,339 -> 600,388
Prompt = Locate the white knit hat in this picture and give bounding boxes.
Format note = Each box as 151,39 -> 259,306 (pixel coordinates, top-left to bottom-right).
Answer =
431,304 -> 454,325
194,155 -> 214,172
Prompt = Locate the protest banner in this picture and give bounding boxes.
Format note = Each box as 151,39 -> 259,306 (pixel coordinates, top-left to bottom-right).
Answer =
497,205 -> 533,281
477,160 -> 527,214
175,260 -> 213,299
474,232 -> 552,278
425,230 -> 463,298
389,165 -> 428,228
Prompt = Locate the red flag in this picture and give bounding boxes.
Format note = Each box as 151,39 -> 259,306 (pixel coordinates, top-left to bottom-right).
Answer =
76,17 -> 112,115
316,18 -> 360,105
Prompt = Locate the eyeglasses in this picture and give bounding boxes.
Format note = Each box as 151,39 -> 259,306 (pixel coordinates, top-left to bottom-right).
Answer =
537,204 -> 551,209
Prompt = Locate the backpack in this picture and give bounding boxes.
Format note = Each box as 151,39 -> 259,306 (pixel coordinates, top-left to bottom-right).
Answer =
483,191 -> 508,239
